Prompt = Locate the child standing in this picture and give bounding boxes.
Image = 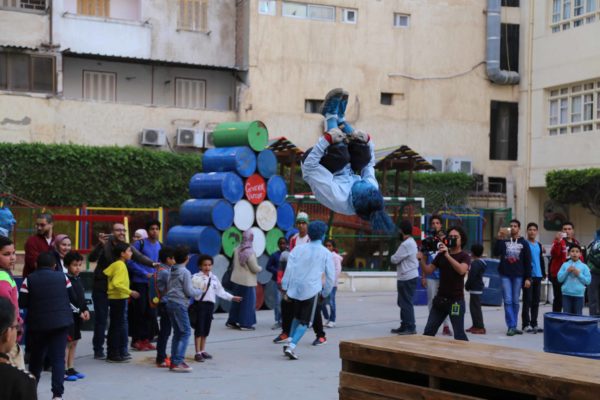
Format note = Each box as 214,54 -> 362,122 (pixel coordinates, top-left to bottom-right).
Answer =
103,242 -> 140,363
155,246 -> 175,368
558,246 -> 591,315
465,244 -> 486,334
323,239 -> 342,328
64,251 -> 90,380
191,255 -> 241,362
0,236 -> 24,368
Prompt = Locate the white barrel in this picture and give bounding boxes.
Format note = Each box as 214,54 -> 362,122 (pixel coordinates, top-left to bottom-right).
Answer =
250,226 -> 266,257
212,254 -> 230,280
233,199 -> 255,231
255,200 -> 277,231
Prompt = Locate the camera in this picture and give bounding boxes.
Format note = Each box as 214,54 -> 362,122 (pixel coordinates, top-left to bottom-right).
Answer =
439,237 -> 457,249
421,235 -> 440,253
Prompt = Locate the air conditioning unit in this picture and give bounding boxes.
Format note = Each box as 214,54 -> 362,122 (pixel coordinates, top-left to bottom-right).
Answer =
203,122 -> 218,148
140,128 -> 166,146
424,156 -> 444,172
176,127 -> 203,148
445,158 -> 473,174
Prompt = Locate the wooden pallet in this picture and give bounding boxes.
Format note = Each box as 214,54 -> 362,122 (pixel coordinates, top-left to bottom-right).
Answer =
339,335 -> 600,400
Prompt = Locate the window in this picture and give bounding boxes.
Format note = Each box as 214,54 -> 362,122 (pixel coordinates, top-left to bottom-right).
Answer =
77,0 -> 109,17
175,78 -> 206,109
488,177 -> 507,193
308,4 -> 334,21
548,80 -> 600,135
489,101 -> 518,161
0,0 -> 46,12
551,0 -> 598,32
258,0 -> 276,15
83,70 -> 116,102
500,24 -> 519,73
282,2 -> 307,18
380,93 -> 393,106
179,0 -> 208,32
501,0 -> 520,6
304,99 -> 323,113
0,52 -> 55,93
282,2 -> 334,21
342,8 -> 357,24
393,13 -> 410,28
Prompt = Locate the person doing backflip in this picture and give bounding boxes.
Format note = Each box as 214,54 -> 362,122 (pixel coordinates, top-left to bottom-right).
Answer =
301,88 -> 395,234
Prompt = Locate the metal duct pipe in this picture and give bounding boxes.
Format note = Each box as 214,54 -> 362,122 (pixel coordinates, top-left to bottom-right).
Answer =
486,0 -> 520,85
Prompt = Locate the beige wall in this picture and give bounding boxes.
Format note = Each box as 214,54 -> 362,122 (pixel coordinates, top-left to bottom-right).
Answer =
0,8 -> 48,48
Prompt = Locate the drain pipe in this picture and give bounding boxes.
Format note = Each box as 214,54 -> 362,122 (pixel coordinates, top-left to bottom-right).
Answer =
486,0 -> 519,85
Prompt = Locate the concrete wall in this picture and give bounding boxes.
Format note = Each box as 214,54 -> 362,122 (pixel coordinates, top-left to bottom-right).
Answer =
0,8 -> 48,48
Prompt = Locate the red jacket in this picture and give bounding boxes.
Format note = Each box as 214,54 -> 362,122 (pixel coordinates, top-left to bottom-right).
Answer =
23,234 -> 54,278
549,237 -> 582,278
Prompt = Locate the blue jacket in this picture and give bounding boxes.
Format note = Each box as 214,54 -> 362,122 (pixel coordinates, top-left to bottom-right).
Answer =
557,260 -> 591,297
282,240 -> 335,300
266,250 -> 283,282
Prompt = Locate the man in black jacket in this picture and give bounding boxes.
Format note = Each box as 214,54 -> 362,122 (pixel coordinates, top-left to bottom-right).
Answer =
88,223 -> 156,359
19,252 -> 76,400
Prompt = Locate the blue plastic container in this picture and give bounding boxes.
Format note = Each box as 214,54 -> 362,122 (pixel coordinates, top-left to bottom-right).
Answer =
166,225 -> 222,256
179,199 -> 234,231
266,175 -> 287,206
480,258 -> 503,306
276,203 -> 295,231
186,254 -> 200,275
257,149 -> 277,179
189,172 -> 244,203
544,312 -> 600,359
202,146 -> 257,178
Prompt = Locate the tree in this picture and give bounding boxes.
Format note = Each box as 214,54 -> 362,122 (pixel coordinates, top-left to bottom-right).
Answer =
546,168 -> 600,217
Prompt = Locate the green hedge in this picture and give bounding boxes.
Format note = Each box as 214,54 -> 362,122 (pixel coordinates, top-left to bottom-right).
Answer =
547,168 -> 600,217
0,143 -> 202,208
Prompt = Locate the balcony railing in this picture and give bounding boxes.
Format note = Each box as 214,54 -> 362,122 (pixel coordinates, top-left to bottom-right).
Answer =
0,0 -> 46,12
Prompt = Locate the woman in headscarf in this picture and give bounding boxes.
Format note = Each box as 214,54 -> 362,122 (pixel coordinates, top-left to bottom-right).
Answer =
226,230 -> 262,330
53,234 -> 72,274
132,229 -> 148,243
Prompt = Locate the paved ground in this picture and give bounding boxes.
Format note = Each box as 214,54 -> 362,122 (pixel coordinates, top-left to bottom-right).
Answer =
37,291 -> 556,400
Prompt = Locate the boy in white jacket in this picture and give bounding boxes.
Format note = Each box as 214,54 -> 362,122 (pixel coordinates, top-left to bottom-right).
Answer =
191,255 -> 241,362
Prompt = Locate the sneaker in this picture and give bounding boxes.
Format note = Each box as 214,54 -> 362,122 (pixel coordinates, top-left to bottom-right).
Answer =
524,325 -> 534,333
201,352 -> 213,360
273,333 -> 289,344
226,322 -> 240,329
312,337 -> 327,346
64,374 -> 78,382
194,353 -> 204,362
52,397 -> 63,400
67,368 -> 86,379
106,355 -> 129,363
284,347 -> 299,360
239,326 -> 255,331
390,327 -> 404,334
397,330 -> 417,336
534,327 -> 544,333
282,345 -> 289,355
143,340 -> 156,351
442,326 -> 452,336
93,352 -> 106,360
465,326 -> 474,333
170,362 -> 193,373
131,341 -> 145,351
271,322 -> 282,330
506,328 -> 516,336
514,329 -> 524,335
157,361 -> 169,368
470,328 -> 486,334
320,88 -> 345,118
325,321 -> 336,328
121,353 -> 132,361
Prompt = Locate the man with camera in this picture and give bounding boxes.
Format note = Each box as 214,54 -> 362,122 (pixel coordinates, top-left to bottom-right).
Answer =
420,226 -> 470,340
494,219 -> 532,336
419,215 -> 452,336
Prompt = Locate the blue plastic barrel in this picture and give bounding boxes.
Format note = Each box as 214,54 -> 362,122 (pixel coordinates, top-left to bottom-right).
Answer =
189,172 -> 244,203
480,258 -> 503,306
166,225 -> 222,256
276,203 -> 295,231
179,199 -> 234,231
202,146 -> 257,178
257,149 -> 277,179
186,254 -> 200,275
266,175 -> 287,206
544,312 -> 600,359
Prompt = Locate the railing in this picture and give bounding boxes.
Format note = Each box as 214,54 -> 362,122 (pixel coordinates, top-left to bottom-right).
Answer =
0,0 -> 46,12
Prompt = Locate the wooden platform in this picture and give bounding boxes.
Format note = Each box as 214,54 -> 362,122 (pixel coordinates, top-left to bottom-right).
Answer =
339,335 -> 600,400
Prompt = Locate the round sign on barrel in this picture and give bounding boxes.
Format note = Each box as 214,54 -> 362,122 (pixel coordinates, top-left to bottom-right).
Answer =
263,280 -> 278,310
202,146 -> 257,178
285,228 -> 299,241
255,201 -> 277,231
265,228 -> 284,255
250,227 -> 266,257
244,174 -> 266,205
276,203 -> 295,231
166,226 -> 221,256
189,172 -> 244,203
233,199 -> 255,231
179,199 -> 234,231
212,121 -> 269,152
257,254 -> 272,285
221,226 -> 242,258
256,149 -> 277,179
266,175 -> 287,206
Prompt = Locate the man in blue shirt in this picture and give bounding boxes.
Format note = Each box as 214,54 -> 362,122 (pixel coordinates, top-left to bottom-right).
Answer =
281,221 -> 335,360
523,222 -> 545,333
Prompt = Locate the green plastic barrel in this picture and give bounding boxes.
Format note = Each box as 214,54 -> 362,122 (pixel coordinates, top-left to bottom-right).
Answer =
213,121 -> 269,152
222,226 -> 242,258
265,228 -> 284,255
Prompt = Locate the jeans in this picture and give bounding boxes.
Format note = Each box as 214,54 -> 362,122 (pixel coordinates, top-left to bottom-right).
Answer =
522,277 -> 542,328
589,272 -> 600,316
129,282 -> 155,342
156,302 -> 172,364
563,295 -> 584,315
426,278 -> 450,328
107,299 -> 128,358
322,286 -> 337,322
92,290 -> 109,355
167,302 -> 191,366
28,327 -> 69,398
501,276 -> 523,329
550,276 -> 563,312
469,293 -> 485,329
423,299 -> 468,341
273,288 -> 282,323
397,278 -> 418,332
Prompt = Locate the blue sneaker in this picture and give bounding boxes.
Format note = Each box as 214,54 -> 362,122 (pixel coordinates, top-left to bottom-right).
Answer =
64,374 -> 78,382
320,88 -> 345,131
337,93 -> 354,134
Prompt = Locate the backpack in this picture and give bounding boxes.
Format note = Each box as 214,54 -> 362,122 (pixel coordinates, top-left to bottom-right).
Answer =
148,264 -> 169,308
586,240 -> 600,273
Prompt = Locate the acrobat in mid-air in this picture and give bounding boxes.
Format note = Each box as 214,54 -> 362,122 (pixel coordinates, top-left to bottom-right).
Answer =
301,88 -> 395,234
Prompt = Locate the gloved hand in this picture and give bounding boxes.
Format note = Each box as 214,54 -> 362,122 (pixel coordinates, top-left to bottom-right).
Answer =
324,128 -> 346,144
350,130 -> 370,143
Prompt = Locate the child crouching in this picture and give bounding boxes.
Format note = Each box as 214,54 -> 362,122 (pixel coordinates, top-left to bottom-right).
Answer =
191,254 -> 241,362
